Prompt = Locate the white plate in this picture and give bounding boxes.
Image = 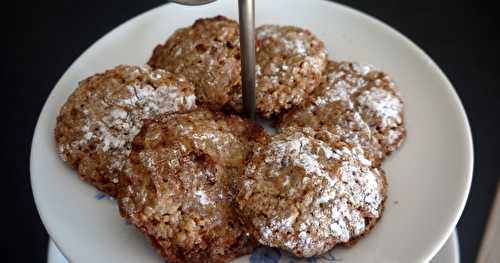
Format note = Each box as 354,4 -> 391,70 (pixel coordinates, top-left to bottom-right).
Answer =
30,0 -> 473,262
46,230 -> 461,263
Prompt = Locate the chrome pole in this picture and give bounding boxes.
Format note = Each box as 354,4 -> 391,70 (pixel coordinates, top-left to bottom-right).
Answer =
238,0 -> 256,120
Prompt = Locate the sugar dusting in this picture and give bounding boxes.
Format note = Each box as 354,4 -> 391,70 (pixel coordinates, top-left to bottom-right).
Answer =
357,88 -> 403,129
59,65 -> 196,183
280,61 -> 405,162
254,25 -> 328,117
263,132 -> 336,186
194,190 -> 212,206
256,25 -> 327,77
242,129 -> 385,257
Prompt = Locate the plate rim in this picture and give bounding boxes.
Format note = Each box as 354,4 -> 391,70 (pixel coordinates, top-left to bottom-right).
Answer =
30,1 -> 474,262
45,231 -> 462,263
325,1 -> 473,261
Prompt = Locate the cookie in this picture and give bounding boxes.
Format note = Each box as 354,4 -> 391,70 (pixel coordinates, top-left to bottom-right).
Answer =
253,25 -> 328,117
236,127 -> 386,257
55,65 -> 196,196
118,109 -> 268,263
148,16 -> 242,111
278,61 -> 405,162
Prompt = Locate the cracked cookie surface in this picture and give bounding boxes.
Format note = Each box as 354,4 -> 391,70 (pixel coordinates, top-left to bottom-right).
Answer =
148,16 -> 242,111
236,127 -> 386,257
55,65 -> 196,196
278,61 -> 405,163
253,25 -> 328,117
118,109 -> 268,263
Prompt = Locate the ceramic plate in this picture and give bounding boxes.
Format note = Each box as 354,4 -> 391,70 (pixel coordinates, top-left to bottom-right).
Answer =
46,231 -> 461,263
31,0 -> 473,262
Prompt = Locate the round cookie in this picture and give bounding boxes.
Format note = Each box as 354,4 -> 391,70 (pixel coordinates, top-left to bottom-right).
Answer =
236,127 -> 386,257
148,16 -> 242,111
278,61 -> 405,162
118,109 -> 268,263
55,65 -> 196,196
254,25 -> 328,117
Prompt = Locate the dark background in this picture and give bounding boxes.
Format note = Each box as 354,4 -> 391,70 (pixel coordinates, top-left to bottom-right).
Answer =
3,0 -> 498,262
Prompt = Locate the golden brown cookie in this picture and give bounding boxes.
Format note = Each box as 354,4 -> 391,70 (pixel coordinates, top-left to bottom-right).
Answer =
148,16 -> 242,111
149,19 -> 327,118
253,25 -> 328,117
278,61 -> 405,163
236,127 -> 386,257
118,109 -> 268,263
55,65 -> 196,196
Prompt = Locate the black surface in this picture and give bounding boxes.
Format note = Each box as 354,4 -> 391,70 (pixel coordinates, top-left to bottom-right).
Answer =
3,0 -> 498,262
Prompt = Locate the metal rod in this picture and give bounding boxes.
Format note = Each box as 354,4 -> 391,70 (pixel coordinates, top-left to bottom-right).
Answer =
238,0 -> 256,120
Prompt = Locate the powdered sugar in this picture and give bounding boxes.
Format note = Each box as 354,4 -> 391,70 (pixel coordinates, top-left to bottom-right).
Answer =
351,62 -> 375,76
58,65 -> 197,187
357,88 -> 403,129
257,25 -> 327,75
240,129 -> 385,257
126,83 -> 196,119
257,26 -> 308,56
313,81 -> 352,106
194,190 -> 212,206
191,131 -> 237,153
85,80 -> 195,156
279,61 -> 405,163
336,147 -> 383,216
264,132 -> 335,183
255,25 -> 327,117
304,56 -> 325,74
385,128 -> 403,146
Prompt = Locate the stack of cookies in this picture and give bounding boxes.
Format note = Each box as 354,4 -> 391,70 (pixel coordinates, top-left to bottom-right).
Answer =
55,15 -> 405,263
